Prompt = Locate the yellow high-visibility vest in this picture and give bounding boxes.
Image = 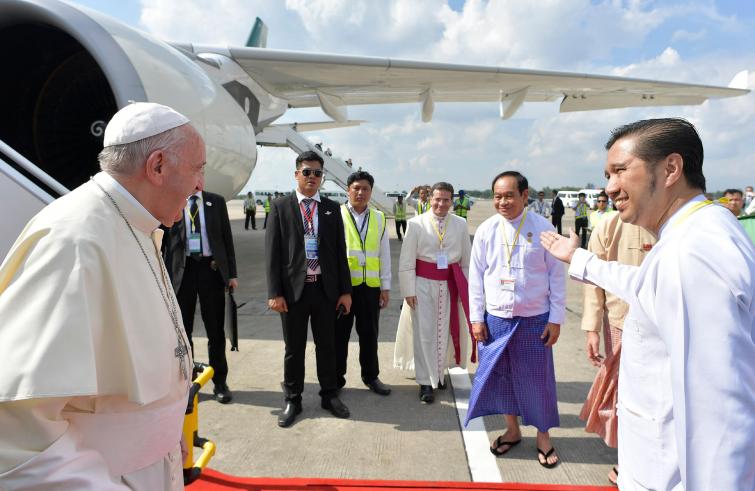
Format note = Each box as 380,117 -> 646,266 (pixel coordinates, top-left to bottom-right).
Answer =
576,202 -> 589,219
394,202 -> 406,220
341,205 -> 385,287
454,197 -> 469,218
417,201 -> 430,214
264,198 -> 271,212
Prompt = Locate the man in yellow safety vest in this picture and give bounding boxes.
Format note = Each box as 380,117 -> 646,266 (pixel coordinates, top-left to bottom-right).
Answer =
336,171 -> 392,396
454,189 -> 470,219
393,195 -> 407,241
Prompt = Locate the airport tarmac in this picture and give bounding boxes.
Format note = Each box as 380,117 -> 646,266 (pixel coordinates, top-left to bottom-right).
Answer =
187,200 -> 616,487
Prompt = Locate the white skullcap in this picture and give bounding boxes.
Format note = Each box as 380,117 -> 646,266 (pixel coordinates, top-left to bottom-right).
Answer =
103,102 -> 190,147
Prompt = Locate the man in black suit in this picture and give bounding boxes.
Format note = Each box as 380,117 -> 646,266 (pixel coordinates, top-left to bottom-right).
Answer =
166,190 -> 238,403
266,150 -> 353,427
551,190 -> 565,235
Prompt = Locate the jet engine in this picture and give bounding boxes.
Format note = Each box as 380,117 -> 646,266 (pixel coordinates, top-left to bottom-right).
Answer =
0,0 -> 259,199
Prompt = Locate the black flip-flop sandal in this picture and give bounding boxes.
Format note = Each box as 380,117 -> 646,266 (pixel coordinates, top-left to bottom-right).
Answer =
537,447 -> 559,468
489,435 -> 521,457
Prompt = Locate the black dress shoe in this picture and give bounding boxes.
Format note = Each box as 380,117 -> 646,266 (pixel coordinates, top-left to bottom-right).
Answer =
419,385 -> 434,403
321,396 -> 350,418
278,401 -> 302,427
364,378 -> 391,395
213,384 -> 233,404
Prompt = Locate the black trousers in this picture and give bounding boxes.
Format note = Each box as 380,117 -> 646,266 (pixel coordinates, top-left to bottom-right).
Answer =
177,256 -> 228,386
335,284 -> 381,388
575,217 -> 589,248
281,281 -> 338,403
263,212 -> 270,229
395,220 -> 407,240
244,211 -> 256,230
552,214 -> 563,235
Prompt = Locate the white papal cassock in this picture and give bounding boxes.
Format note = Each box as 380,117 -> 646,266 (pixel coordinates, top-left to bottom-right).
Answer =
394,212 -> 472,388
0,172 -> 191,490
568,195 -> 755,491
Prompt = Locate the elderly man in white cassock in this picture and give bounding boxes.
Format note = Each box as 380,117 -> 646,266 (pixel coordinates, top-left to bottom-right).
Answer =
0,102 -> 205,490
541,118 -> 755,491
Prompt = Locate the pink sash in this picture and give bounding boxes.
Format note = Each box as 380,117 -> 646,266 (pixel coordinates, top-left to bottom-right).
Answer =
415,259 -> 476,363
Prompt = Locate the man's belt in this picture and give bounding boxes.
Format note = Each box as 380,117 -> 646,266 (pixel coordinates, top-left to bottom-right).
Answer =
415,259 -> 476,363
305,274 -> 320,283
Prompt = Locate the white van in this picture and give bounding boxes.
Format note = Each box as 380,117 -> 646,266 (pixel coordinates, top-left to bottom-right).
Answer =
556,191 -> 580,209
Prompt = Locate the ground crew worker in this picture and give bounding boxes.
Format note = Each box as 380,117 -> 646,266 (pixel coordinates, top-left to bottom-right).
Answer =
454,189 -> 470,219
263,194 -> 272,229
335,171 -> 392,396
243,191 -> 257,230
574,192 -> 590,248
394,195 -> 407,241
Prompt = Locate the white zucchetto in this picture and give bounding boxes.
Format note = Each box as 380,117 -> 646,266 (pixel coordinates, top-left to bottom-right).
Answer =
103,102 -> 190,147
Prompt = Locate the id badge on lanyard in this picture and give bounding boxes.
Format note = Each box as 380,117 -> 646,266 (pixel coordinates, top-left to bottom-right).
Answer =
500,277 -> 515,292
188,233 -> 202,254
305,234 -> 319,260
436,250 -> 448,269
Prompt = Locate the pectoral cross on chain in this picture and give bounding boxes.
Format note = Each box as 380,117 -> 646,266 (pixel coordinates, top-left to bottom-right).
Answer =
175,342 -> 189,379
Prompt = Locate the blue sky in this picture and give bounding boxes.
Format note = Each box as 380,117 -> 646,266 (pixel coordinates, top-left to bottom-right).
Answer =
71,0 -> 755,193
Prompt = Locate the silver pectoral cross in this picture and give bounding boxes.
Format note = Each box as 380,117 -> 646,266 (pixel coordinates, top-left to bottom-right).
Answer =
175,343 -> 189,379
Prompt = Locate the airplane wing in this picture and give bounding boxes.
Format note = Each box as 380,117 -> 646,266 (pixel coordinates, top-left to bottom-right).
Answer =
177,45 -> 749,121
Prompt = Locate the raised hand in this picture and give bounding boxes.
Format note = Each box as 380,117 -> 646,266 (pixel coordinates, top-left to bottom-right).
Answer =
540,228 -> 580,264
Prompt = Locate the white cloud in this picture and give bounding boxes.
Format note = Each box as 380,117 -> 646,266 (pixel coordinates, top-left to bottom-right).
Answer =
133,0 -> 755,193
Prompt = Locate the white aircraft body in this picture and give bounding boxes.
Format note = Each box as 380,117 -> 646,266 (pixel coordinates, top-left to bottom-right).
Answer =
0,0 -> 749,257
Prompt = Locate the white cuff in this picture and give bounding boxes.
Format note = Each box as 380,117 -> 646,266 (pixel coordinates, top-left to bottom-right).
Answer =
568,248 -> 594,281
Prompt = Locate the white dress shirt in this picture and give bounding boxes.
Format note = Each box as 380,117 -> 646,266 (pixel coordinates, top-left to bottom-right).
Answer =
296,190 -> 321,274
469,210 -> 566,324
346,203 -> 392,290
183,191 -> 213,257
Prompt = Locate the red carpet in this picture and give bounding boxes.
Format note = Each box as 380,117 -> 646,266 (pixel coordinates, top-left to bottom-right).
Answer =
190,468 -> 615,491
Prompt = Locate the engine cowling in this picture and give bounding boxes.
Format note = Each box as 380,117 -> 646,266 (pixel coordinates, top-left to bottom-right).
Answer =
0,0 -> 257,199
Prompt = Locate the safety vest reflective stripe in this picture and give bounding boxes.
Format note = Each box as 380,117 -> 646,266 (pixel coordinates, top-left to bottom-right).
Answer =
576,203 -> 588,218
341,205 -> 385,287
454,197 -> 469,218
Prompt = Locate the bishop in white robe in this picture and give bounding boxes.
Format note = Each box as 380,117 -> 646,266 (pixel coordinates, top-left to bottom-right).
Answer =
394,208 -> 473,389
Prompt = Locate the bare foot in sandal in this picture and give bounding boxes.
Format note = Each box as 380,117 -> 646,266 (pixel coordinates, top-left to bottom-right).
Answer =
489,429 -> 522,457
536,431 -> 559,468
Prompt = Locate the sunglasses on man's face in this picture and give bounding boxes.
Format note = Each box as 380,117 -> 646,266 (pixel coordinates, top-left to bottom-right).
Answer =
597,199 -> 607,203
300,169 -> 323,177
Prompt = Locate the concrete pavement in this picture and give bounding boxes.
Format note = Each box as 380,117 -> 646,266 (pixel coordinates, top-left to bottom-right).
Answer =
186,200 -> 616,486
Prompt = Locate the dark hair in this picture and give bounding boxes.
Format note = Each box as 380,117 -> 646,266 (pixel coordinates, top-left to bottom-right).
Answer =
431,181 -> 454,195
598,191 -> 609,200
552,189 -> 559,195
296,150 -> 324,169
605,118 -> 705,192
723,188 -> 743,197
491,171 -> 528,194
578,192 -> 586,198
347,171 -> 374,188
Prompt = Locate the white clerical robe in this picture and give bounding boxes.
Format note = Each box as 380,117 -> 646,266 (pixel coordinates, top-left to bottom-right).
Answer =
0,172 -> 191,490
568,195 -> 755,491
394,212 -> 472,387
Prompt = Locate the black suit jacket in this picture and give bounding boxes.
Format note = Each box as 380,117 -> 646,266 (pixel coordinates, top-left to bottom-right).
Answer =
551,196 -> 565,217
166,191 -> 237,291
265,193 -> 351,304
